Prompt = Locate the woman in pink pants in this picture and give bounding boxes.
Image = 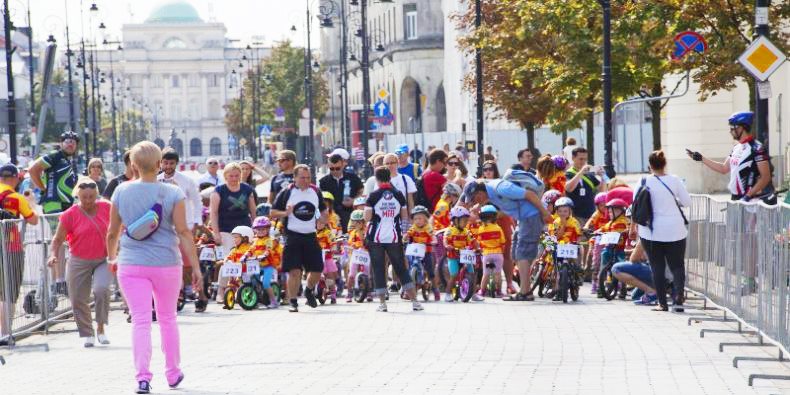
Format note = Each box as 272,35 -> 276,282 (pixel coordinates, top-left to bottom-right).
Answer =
106,141 -> 202,394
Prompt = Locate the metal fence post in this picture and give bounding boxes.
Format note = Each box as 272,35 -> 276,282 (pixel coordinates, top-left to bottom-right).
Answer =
0,219 -> 12,346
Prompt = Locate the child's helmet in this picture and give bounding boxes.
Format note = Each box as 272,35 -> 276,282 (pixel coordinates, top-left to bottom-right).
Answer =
350,209 -> 365,221
231,226 -> 254,241
551,155 -> 569,171
594,192 -> 608,205
443,182 -> 462,197
410,205 -> 430,218
542,189 -> 562,207
353,196 -> 367,206
252,216 -> 271,229
480,204 -> 497,214
606,198 -> 629,208
555,197 -> 575,209
322,191 -> 335,201
450,206 -> 470,219
256,203 -> 271,217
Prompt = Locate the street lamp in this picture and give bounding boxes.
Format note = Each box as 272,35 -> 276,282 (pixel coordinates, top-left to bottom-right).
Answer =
598,0 -> 615,178
102,37 -> 123,162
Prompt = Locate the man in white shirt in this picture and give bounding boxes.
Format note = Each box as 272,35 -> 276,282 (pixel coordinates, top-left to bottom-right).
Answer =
199,157 -> 224,187
159,148 -> 202,230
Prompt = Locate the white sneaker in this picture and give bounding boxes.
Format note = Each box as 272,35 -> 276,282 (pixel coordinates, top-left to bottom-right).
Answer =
444,293 -> 454,302
412,301 -> 424,311
472,294 -> 484,302
268,302 -> 279,309
376,303 -> 388,312
83,336 -> 95,348
97,333 -> 110,345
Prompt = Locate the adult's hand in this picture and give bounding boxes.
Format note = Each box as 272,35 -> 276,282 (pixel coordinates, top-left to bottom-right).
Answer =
543,212 -> 553,224
213,231 -> 223,245
191,267 -> 203,289
46,255 -> 58,268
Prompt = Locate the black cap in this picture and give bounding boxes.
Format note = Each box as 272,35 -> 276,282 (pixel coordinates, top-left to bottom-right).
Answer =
0,163 -> 19,178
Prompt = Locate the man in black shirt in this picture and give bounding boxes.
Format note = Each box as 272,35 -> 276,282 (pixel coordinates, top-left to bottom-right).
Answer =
319,150 -> 363,232
268,149 -> 297,204
510,148 -> 537,174
103,150 -> 134,199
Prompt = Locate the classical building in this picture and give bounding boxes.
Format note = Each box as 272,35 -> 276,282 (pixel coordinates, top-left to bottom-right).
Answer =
95,1 -> 267,160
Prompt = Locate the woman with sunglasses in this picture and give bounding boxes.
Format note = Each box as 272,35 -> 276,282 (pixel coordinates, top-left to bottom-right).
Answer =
48,176 -> 112,348
481,160 -> 501,180
87,158 -> 108,195
446,153 -> 474,189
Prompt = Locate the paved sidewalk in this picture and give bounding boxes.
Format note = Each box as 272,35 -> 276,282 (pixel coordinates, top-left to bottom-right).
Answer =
2,285 -> 789,395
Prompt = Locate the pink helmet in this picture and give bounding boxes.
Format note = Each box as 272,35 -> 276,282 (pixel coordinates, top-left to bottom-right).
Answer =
551,155 -> 569,171
594,192 -> 608,205
252,216 -> 271,229
542,189 -> 562,207
449,206 -> 470,219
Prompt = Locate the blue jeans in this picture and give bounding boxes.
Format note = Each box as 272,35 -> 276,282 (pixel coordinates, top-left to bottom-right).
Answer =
611,261 -> 654,287
259,266 -> 276,290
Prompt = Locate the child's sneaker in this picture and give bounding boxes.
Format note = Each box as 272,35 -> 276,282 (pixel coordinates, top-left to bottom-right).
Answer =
268,301 -> 279,309
471,293 -> 484,302
590,284 -> 598,294
346,295 -> 353,303
495,290 -> 504,298
412,300 -> 424,311
433,288 -> 440,301
444,293 -> 454,302
376,303 -> 388,312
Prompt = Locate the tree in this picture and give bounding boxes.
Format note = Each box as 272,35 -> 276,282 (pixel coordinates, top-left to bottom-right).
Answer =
224,41 -> 329,155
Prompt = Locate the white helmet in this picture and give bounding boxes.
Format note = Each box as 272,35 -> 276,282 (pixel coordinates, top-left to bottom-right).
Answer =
231,226 -> 254,241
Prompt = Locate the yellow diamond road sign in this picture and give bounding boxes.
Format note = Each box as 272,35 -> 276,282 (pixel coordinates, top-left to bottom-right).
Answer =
737,36 -> 787,82
377,88 -> 389,100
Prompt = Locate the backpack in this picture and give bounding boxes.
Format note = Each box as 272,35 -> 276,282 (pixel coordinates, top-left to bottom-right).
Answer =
631,178 -> 654,230
502,168 -> 545,196
413,177 -> 434,209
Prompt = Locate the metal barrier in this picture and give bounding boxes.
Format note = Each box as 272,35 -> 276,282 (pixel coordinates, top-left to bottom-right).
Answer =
686,194 -> 790,355
0,212 -> 70,350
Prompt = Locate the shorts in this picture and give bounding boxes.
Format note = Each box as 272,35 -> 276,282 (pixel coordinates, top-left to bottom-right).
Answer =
448,258 -> 464,277
282,232 -> 324,273
514,215 -> 543,261
323,257 -> 338,274
612,261 -> 654,287
260,266 -> 276,289
482,253 -> 504,273
0,251 -> 24,303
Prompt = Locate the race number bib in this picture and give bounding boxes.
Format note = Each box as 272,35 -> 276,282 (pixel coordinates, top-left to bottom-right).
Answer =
215,246 -> 227,261
246,260 -> 260,274
556,244 -> 578,259
459,249 -> 476,265
199,247 -> 216,261
351,250 -> 370,266
600,232 -> 621,246
220,263 -> 242,278
405,243 -> 426,258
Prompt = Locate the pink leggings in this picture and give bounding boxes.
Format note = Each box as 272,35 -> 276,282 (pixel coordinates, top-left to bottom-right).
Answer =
118,264 -> 183,384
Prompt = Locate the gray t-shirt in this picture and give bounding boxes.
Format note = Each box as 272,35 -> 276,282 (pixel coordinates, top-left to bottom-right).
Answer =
112,181 -> 186,266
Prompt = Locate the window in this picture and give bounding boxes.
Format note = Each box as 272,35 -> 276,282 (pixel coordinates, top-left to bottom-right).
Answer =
404,4 -> 417,40
209,99 -> 220,119
170,100 -> 182,120
188,74 -> 200,87
190,138 -> 202,157
171,75 -> 180,88
188,98 -> 201,119
210,137 -> 222,155
163,37 -> 187,49
207,74 -> 219,87
171,138 -> 184,157
151,75 -> 163,88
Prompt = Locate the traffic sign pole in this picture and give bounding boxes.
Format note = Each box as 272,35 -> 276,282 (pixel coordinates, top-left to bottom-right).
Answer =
755,0 -> 770,153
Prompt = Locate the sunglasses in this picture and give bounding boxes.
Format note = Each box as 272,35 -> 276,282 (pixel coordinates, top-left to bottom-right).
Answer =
329,166 -> 343,171
447,161 -> 460,166
78,182 -> 97,190
277,158 -> 290,162
207,162 -> 218,165
483,167 -> 494,172
384,161 -> 398,165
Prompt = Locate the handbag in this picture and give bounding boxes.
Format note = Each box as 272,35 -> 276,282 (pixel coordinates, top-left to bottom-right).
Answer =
654,176 -> 689,226
125,185 -> 166,241
78,205 -> 108,249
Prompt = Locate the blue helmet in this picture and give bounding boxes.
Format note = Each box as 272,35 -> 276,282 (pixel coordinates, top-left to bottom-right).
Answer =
480,205 -> 497,214
728,111 -> 754,128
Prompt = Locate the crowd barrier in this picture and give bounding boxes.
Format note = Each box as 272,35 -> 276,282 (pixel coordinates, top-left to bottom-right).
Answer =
0,213 -> 72,349
685,194 -> 790,354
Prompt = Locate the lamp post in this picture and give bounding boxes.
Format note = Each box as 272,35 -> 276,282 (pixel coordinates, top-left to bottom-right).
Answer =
474,0 -> 484,174
3,0 -> 18,163
599,0 -> 615,178
103,38 -> 122,162
754,0 -> 770,152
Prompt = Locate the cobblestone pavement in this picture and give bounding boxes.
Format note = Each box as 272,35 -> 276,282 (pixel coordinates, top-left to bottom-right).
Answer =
2,285 -> 790,395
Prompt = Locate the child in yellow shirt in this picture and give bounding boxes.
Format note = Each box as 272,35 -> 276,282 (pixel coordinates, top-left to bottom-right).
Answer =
404,205 -> 439,301
218,226 -> 253,308
476,205 -> 506,298
316,220 -> 339,304
250,216 -> 278,309
443,206 -> 481,302
345,209 -> 368,302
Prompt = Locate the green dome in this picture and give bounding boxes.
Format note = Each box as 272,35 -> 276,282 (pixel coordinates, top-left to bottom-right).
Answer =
145,1 -> 203,24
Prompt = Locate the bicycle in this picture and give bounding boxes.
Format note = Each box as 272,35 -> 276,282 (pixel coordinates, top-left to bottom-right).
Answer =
554,243 -> 583,303
406,248 -> 431,302
596,232 -> 625,301
530,234 -> 557,298
451,249 -> 478,303
349,249 -> 373,303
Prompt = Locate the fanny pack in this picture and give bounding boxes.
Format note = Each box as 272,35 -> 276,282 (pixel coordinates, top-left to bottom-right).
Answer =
125,185 -> 166,241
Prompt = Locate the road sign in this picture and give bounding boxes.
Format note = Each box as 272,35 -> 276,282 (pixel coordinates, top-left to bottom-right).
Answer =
738,36 -> 787,82
377,88 -> 389,100
258,124 -> 271,137
373,100 -> 390,118
274,107 -> 286,122
374,113 -> 394,126
672,31 -> 707,60
318,124 -> 330,134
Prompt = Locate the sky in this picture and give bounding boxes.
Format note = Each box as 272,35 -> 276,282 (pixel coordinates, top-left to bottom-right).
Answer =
23,0 -> 321,48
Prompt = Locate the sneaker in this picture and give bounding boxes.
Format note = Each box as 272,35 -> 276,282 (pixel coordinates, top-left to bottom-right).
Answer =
304,287 -> 318,308
388,283 -> 399,292
507,285 -> 517,295
268,302 -> 279,309
412,301 -> 424,311
377,303 -> 388,312
83,336 -> 95,348
472,294 -> 484,302
136,380 -> 151,394
495,291 -> 504,298
631,288 -> 645,301
433,289 -> 440,301
444,293 -> 454,302
330,296 -> 337,305
168,373 -> 184,389
552,294 -> 561,302
477,289 -> 485,296
346,296 -> 352,303
634,294 -> 658,306
194,299 -> 208,313
97,333 -> 110,345
288,300 -> 299,313
366,296 -> 373,302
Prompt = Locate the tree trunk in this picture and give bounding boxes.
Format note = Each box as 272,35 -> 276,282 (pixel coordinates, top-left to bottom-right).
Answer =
561,130 -> 568,147
526,122 -> 535,152
585,95 -> 595,164
650,83 -> 662,150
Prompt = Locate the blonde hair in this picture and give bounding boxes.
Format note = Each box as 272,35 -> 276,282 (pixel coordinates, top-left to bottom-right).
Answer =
130,141 -> 162,174
88,158 -> 103,170
223,162 -> 242,178
72,176 -> 98,198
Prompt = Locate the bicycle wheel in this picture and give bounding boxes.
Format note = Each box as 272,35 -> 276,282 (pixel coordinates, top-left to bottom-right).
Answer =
530,263 -> 544,296
177,290 -> 186,312
271,282 -> 281,304
316,281 -> 327,305
238,284 -> 259,310
559,267 -> 569,303
355,274 -> 369,303
604,274 -> 619,301
461,271 -> 475,303
223,289 -> 236,310
570,285 -> 579,301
